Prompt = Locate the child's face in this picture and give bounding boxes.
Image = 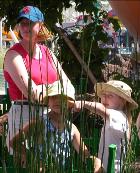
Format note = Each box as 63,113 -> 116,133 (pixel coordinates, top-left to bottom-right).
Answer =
100,92 -> 125,110
48,95 -> 72,114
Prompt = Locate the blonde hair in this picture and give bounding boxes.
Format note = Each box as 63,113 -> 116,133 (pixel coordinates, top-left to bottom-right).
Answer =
123,102 -> 132,140
16,22 -> 53,41
37,24 -> 53,42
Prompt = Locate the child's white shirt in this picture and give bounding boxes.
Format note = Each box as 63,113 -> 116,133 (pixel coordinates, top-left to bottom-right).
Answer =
98,109 -> 129,172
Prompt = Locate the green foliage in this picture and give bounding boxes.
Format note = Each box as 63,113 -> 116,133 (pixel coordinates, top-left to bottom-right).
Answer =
56,3 -> 119,92
121,124 -> 140,173
1,1 -> 139,172
0,0 -> 100,30
0,0 -> 71,30
108,17 -> 121,32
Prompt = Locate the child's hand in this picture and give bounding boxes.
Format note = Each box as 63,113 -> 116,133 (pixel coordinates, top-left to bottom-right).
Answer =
73,101 -> 85,112
87,156 -> 105,173
92,156 -> 105,173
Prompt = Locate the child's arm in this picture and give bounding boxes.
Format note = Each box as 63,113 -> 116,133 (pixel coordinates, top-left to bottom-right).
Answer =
0,114 -> 8,135
9,120 -> 37,167
74,101 -> 110,119
72,123 -> 104,172
0,113 -> 8,124
72,123 -> 90,158
9,122 -> 30,167
9,120 -> 36,148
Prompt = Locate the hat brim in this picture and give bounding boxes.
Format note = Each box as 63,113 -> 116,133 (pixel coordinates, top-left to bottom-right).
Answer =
47,80 -> 75,101
17,14 -> 44,23
95,83 -> 138,110
48,93 -> 74,101
17,15 -> 39,23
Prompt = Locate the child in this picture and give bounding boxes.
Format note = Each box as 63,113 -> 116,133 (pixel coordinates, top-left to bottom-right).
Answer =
10,80 -> 102,172
74,80 -> 138,172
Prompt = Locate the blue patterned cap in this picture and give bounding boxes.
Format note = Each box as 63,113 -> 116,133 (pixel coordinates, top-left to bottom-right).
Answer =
17,6 -> 44,22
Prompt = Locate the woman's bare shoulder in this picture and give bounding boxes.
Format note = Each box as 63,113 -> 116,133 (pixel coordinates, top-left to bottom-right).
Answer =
5,49 -> 20,59
4,49 -> 23,71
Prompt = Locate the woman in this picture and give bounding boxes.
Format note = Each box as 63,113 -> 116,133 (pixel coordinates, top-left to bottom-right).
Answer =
3,6 -> 75,154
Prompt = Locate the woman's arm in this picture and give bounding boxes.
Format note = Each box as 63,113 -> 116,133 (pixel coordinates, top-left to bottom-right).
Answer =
4,50 -> 47,102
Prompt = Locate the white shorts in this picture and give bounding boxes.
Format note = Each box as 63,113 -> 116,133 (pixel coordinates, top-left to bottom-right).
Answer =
6,103 -> 48,154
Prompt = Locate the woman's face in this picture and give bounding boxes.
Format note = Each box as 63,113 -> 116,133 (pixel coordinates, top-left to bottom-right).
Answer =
100,92 -> 125,110
18,18 -> 41,41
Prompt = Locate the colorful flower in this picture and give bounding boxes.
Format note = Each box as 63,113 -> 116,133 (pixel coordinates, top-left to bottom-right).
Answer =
22,6 -> 30,14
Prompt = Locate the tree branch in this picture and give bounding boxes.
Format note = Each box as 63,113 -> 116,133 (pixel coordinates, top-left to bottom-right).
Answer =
54,26 -> 97,85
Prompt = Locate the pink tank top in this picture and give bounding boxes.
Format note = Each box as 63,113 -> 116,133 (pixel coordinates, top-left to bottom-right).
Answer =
4,43 -> 58,100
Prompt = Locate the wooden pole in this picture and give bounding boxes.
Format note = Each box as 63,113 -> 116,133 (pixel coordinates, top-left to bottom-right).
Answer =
54,26 -> 97,85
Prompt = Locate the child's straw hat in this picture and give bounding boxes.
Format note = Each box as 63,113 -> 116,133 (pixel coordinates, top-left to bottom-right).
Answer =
48,80 -> 75,101
95,80 -> 138,109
